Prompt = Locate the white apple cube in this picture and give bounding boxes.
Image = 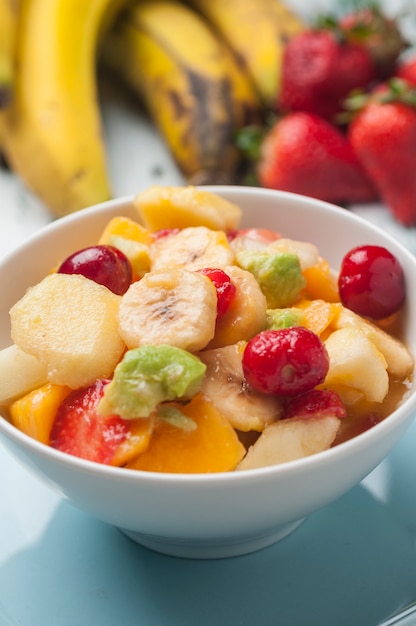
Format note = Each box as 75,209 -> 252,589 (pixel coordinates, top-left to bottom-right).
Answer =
236,415 -> 341,470
10,273 -> 126,389
0,344 -> 48,405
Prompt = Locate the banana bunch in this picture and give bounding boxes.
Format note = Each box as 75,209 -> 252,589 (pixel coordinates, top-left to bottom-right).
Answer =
185,0 -> 305,109
0,0 -> 18,109
0,0 -> 305,217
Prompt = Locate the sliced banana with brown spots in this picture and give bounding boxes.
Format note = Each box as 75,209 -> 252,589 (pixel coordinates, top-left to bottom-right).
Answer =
118,267 -> 217,352
150,226 -> 235,271
199,342 -> 283,432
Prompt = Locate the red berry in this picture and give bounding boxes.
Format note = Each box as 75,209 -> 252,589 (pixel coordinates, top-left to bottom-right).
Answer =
338,245 -> 405,319
228,228 -> 281,248
197,268 -> 236,319
58,245 -> 132,295
152,228 -> 181,240
50,379 -> 129,464
284,389 -> 347,420
242,328 -> 329,396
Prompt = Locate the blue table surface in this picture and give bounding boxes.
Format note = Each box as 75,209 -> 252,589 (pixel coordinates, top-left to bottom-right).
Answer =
1,416 -> 416,626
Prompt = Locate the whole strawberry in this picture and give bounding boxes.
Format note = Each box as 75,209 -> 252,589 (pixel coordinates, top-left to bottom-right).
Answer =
348,79 -> 416,226
279,26 -> 376,121
395,56 -> 416,87
256,111 -> 377,204
340,7 -> 406,79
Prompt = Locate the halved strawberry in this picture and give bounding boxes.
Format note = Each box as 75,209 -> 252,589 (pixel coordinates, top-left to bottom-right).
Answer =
50,379 -> 130,464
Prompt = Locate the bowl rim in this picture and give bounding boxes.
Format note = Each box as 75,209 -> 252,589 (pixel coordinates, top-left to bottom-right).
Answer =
1,186 -> 416,484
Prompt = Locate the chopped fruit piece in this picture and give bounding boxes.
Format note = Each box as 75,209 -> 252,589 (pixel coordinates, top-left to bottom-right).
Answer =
199,343 -> 283,432
303,257 -> 340,302
266,308 -> 303,330
99,215 -> 153,247
152,228 -> 180,240
0,344 -> 47,405
284,389 -> 347,420
229,228 -> 281,253
50,380 -> 130,464
98,345 -> 206,419
236,250 -> 306,308
338,245 -> 405,320
323,327 -> 389,403
126,394 -> 246,473
134,185 -> 242,232
58,245 -> 132,295
111,416 -> 155,466
98,215 -> 154,279
295,299 -> 341,337
9,383 -> 71,444
207,265 -> 267,349
242,328 -> 329,396
334,306 -> 414,378
118,267 -> 217,352
10,273 -> 125,389
236,415 -> 341,470
197,268 -> 236,320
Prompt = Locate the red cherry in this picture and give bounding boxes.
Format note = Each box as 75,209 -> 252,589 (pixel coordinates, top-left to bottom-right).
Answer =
284,389 -> 347,420
58,244 -> 132,295
338,245 -> 405,320
242,327 -> 329,396
197,268 -> 236,319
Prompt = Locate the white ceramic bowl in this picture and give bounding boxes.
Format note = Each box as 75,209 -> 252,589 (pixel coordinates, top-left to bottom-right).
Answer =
1,186 -> 416,559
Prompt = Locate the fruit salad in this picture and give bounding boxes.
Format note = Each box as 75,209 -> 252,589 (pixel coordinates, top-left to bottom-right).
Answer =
0,186 -> 414,473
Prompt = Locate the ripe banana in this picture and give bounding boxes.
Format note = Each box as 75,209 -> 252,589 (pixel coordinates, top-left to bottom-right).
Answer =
185,0 -> 305,108
0,0 -> 18,108
0,0 -> 127,217
118,267 -> 218,352
101,0 -> 262,184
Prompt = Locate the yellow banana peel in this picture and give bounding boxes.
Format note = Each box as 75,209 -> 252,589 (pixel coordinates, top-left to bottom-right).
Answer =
0,0 -> 127,217
186,0 -> 305,109
102,0 -> 262,184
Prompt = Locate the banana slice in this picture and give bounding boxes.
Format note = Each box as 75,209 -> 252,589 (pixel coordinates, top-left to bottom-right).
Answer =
207,265 -> 267,349
134,185 -> 242,231
199,343 -> 283,432
150,226 -> 235,271
119,267 -> 217,352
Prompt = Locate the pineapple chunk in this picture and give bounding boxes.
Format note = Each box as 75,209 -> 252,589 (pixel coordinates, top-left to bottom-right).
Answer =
334,307 -> 414,378
10,273 -> 125,389
236,416 -> 341,470
98,216 -> 153,279
0,344 -> 47,405
133,185 -> 242,232
324,327 -> 389,403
